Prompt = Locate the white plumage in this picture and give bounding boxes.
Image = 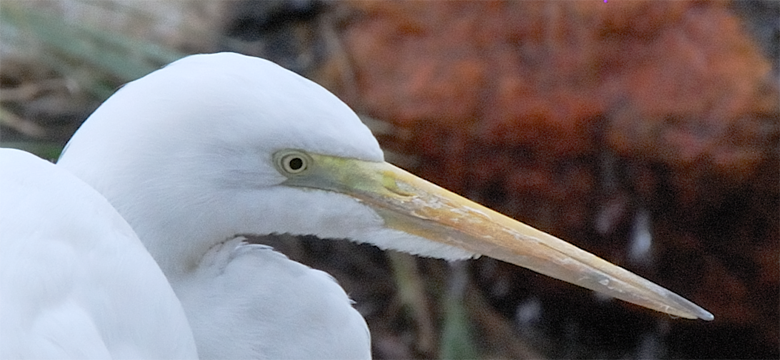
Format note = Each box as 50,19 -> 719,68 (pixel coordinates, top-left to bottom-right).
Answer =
1,52 -> 712,360
0,149 -> 197,359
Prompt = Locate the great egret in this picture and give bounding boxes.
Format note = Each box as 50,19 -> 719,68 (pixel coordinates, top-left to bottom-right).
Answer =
3,53 -> 712,359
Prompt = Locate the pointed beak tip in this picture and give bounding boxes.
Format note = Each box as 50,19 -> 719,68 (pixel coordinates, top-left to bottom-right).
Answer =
698,310 -> 715,321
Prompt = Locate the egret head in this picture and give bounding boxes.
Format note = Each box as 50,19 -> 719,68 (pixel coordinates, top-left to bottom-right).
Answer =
58,53 -> 712,321
58,53 -> 472,274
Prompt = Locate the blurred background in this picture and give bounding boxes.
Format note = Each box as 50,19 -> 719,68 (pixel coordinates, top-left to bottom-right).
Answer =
1,0 -> 778,359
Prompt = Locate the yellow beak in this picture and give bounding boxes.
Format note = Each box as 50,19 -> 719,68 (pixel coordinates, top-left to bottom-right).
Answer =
278,150 -> 713,321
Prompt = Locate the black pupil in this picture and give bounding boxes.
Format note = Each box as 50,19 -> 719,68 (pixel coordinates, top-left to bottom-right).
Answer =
288,157 -> 303,170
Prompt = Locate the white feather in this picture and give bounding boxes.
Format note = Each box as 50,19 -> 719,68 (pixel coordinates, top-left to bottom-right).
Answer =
0,149 -> 197,359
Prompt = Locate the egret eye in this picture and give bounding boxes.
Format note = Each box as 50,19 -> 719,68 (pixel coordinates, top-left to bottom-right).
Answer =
287,157 -> 304,171
274,150 -> 311,176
